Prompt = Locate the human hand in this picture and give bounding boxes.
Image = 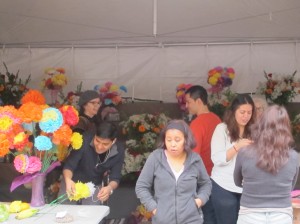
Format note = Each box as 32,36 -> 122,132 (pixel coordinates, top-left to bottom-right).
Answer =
195,198 -> 202,208
235,138 -> 253,151
97,186 -> 112,202
65,179 -> 76,197
152,209 -> 157,215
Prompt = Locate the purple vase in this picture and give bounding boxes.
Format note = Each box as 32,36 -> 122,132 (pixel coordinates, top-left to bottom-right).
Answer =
30,173 -> 46,207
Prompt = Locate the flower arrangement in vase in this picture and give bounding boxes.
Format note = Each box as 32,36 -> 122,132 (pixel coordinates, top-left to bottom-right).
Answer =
0,89 -> 83,207
41,67 -> 68,105
175,83 -> 193,111
120,113 -> 170,181
256,71 -> 299,105
207,66 -> 235,93
94,81 -> 127,106
0,63 -> 31,107
207,66 -> 236,119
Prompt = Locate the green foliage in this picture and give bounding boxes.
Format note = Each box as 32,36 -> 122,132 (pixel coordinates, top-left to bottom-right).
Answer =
0,63 -> 31,107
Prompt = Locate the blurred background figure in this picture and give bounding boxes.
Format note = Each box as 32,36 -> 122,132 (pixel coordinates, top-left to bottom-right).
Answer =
251,95 -> 268,120
73,90 -> 101,134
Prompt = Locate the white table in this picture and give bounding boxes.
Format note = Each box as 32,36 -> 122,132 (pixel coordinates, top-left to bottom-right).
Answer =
5,204 -> 110,224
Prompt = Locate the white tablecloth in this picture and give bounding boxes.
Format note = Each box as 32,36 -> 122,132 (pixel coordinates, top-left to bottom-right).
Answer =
5,204 -> 110,224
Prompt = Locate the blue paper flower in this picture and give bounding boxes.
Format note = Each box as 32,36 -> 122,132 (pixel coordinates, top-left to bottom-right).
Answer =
39,107 -> 63,133
34,136 -> 52,151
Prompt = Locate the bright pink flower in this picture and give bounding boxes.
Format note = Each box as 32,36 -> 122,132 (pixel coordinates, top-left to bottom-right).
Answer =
26,156 -> 42,174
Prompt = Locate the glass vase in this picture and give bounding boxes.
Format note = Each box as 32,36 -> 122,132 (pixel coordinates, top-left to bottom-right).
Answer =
30,173 -> 46,207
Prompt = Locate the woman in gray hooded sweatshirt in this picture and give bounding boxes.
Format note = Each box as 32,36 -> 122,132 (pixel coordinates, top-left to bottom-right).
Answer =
136,119 -> 212,224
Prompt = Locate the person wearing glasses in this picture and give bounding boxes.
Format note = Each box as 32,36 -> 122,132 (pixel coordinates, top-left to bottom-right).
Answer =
60,121 -> 125,204
73,90 -> 102,134
251,95 -> 268,120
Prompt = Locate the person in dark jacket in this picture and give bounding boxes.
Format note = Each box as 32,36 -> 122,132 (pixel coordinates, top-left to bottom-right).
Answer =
136,120 -> 212,224
73,90 -> 101,134
60,121 -> 125,204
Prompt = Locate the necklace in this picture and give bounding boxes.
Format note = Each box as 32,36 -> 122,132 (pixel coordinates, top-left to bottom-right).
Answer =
97,148 -> 111,165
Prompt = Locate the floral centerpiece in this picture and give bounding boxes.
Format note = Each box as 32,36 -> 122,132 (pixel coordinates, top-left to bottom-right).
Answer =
120,113 -> 170,181
130,204 -> 152,224
207,66 -> 236,119
256,71 -> 299,105
41,67 -> 68,105
94,81 -> 127,106
207,66 -> 235,93
176,83 -> 192,111
208,88 -> 236,119
59,82 -> 83,110
0,89 -> 83,206
0,63 -> 31,107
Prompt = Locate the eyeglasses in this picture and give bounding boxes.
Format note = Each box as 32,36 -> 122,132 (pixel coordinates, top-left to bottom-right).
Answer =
88,101 -> 101,106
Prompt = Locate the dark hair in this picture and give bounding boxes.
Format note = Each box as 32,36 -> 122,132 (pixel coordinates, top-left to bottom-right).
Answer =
251,105 -> 294,174
157,120 -> 196,152
223,93 -> 255,142
185,85 -> 208,105
95,121 -> 118,140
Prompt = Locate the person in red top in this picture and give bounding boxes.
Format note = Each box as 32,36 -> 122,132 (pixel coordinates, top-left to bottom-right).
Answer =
185,85 -> 221,224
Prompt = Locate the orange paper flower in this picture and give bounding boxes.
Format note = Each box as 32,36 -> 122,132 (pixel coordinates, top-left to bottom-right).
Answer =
52,124 -> 72,146
21,89 -> 46,105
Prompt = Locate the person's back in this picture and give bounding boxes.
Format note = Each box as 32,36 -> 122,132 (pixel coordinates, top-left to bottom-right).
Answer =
234,105 -> 298,224
235,147 -> 298,208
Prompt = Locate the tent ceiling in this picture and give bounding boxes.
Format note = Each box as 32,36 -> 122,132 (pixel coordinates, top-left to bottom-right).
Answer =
1,0 -> 300,47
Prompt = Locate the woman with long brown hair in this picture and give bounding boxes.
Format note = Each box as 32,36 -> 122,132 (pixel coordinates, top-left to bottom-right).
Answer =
234,105 -> 299,224
210,93 -> 255,224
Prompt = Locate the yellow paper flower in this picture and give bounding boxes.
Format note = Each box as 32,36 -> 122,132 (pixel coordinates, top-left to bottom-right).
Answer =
9,201 -> 22,213
68,182 -> 91,201
71,132 -> 83,150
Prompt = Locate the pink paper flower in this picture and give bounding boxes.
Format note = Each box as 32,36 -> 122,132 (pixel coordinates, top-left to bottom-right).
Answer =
26,156 -> 42,174
14,154 -> 29,174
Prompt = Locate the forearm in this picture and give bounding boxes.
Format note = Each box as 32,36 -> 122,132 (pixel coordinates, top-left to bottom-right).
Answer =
107,180 -> 118,192
63,169 -> 73,182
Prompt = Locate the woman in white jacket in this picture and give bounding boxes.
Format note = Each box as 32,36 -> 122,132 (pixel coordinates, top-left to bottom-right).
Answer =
210,94 -> 255,224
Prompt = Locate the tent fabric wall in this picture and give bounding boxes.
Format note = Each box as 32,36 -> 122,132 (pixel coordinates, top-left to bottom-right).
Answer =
1,42 -> 300,103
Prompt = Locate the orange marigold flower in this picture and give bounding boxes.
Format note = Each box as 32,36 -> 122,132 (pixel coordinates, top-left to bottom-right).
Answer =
21,89 -> 46,105
0,134 -> 10,157
265,89 -> 273,94
138,125 -> 146,132
56,68 -> 65,74
18,102 -> 43,123
52,124 -> 72,146
152,127 -> 160,133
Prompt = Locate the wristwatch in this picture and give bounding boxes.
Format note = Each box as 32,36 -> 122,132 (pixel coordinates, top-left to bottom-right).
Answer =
108,185 -> 113,195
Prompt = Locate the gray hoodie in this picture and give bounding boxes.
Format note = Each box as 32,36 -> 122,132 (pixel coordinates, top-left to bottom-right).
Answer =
136,148 -> 212,224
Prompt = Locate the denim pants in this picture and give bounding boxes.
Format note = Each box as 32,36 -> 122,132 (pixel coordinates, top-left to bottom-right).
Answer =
211,180 -> 241,224
202,196 -> 217,224
237,212 -> 292,224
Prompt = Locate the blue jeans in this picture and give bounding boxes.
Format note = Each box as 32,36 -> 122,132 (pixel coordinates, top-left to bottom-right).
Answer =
202,196 -> 217,224
237,212 -> 292,224
211,180 -> 241,224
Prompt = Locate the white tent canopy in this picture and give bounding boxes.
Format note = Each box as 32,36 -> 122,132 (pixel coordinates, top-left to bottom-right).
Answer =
1,0 -> 300,102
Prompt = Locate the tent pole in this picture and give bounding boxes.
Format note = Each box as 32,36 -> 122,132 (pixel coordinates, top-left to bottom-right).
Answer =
153,0 -> 157,37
